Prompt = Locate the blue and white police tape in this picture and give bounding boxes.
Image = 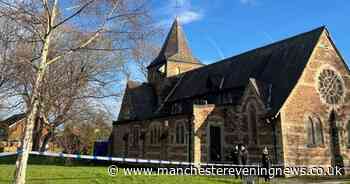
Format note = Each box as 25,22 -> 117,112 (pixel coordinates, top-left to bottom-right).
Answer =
29,151 -> 197,166
0,152 -> 18,157
0,151 -> 262,167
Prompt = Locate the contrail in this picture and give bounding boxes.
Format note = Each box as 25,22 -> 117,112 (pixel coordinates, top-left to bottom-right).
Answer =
206,36 -> 225,60
262,31 -> 273,43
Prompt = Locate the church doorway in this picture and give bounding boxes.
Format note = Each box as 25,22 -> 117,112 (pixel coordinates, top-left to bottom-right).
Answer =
209,125 -> 222,162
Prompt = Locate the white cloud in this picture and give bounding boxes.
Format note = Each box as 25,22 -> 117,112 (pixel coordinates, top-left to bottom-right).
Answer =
177,10 -> 203,24
157,0 -> 204,26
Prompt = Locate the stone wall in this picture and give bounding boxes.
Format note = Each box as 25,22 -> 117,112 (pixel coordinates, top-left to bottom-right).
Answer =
281,31 -> 350,170
192,83 -> 280,164
112,115 -> 191,161
112,84 -> 282,165
112,30 -> 350,168
166,60 -> 203,77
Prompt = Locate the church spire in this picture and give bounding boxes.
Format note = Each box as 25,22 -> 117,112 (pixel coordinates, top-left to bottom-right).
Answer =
147,18 -> 203,82
161,18 -> 193,58
148,19 -> 199,68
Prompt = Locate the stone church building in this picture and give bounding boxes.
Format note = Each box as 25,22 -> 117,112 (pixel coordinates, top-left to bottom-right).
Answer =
111,19 -> 350,169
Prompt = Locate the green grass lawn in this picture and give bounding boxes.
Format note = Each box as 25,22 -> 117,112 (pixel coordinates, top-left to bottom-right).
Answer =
0,164 -> 243,184
1,155 -> 349,184
2,164 -> 350,184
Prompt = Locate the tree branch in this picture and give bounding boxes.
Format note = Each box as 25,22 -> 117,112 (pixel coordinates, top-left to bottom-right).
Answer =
46,28 -> 104,65
52,0 -> 95,30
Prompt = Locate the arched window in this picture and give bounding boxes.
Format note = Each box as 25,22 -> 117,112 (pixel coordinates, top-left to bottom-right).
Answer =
0,128 -> 5,138
248,104 -> 258,145
122,133 -> 129,156
176,123 -> 185,144
132,127 -> 139,146
306,116 -> 324,147
150,125 -> 160,145
153,127 -> 157,144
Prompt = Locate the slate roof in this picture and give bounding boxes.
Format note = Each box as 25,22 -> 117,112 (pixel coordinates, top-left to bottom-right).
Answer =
0,113 -> 26,127
148,18 -> 200,68
167,26 -> 325,115
118,81 -> 157,121
117,26 -> 327,123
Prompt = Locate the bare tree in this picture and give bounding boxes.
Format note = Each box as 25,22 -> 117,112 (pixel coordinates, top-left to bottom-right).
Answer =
0,0 -> 154,183
56,108 -> 112,155
0,17 -> 21,110
132,40 -> 160,80
11,31 -> 125,151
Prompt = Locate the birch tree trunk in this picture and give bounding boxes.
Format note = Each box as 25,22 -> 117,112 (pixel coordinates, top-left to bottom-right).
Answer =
8,0 -> 152,182
13,66 -> 45,184
13,1 -> 57,183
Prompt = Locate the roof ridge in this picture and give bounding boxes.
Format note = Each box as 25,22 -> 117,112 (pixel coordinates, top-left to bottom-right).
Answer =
165,26 -> 326,115
180,26 -> 325,73
0,113 -> 26,126
221,26 -> 325,60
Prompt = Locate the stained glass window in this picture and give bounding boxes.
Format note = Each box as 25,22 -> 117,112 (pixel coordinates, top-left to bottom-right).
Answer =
318,69 -> 344,105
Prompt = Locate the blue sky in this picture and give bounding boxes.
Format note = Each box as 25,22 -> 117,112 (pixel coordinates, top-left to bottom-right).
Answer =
3,0 -> 350,120
151,0 -> 350,66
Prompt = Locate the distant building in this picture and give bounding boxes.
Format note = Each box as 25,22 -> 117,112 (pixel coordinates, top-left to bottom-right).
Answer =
0,114 -> 51,152
111,18 -> 350,172
0,114 -> 26,152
